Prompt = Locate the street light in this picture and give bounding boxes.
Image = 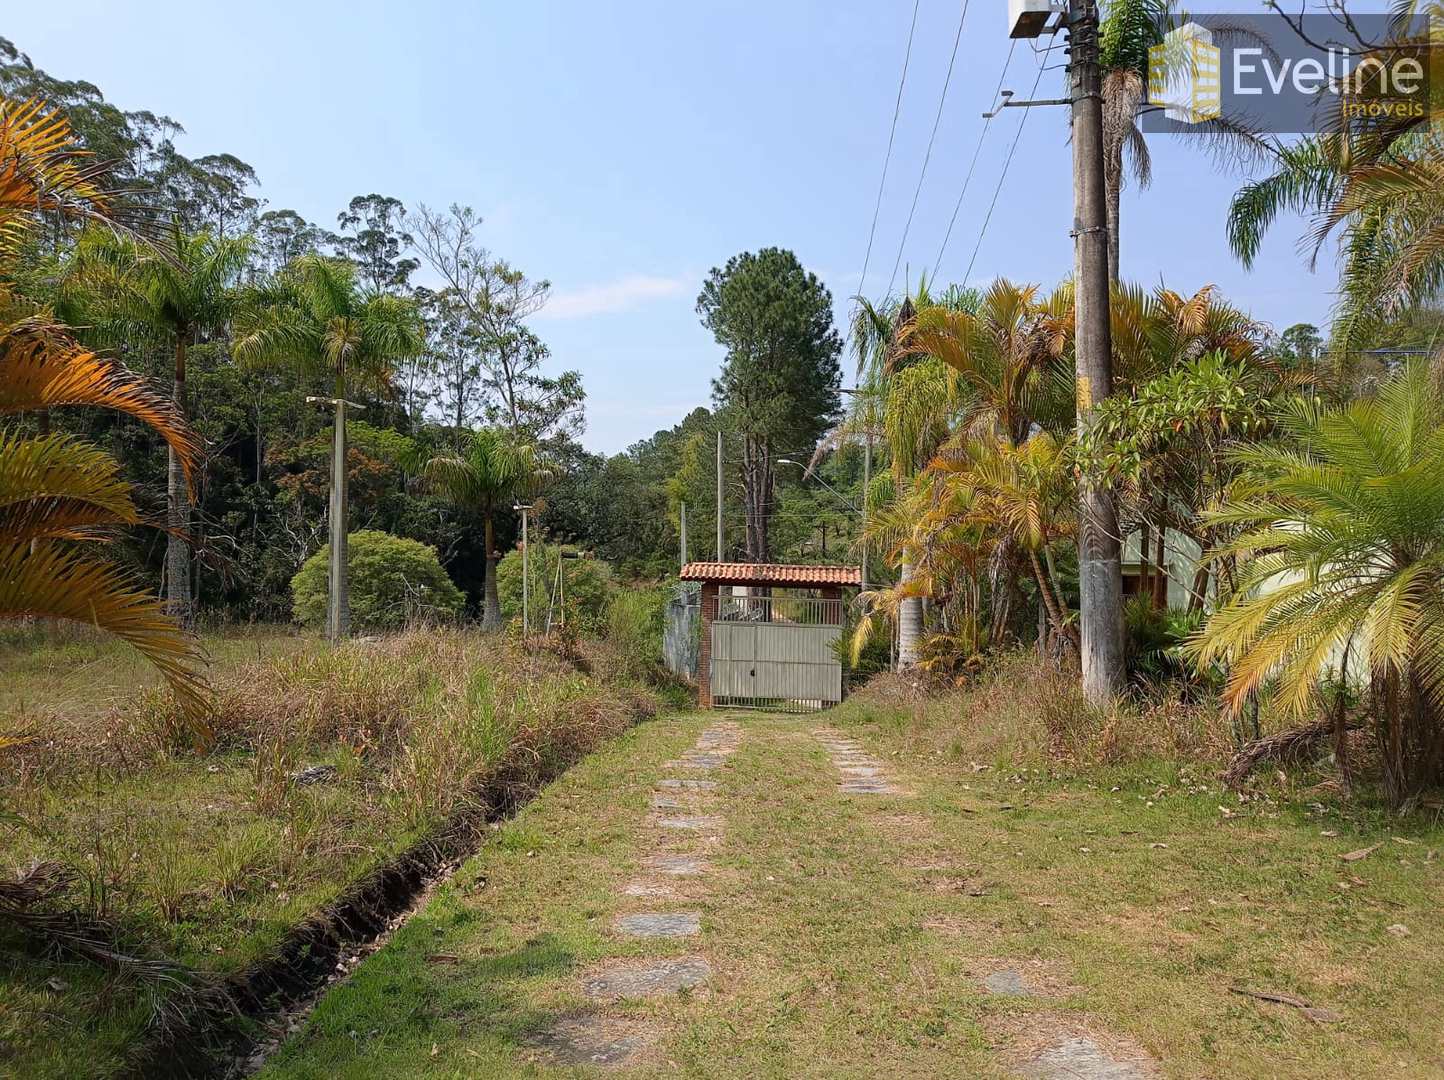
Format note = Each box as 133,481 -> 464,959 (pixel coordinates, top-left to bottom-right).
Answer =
513,502 -> 533,637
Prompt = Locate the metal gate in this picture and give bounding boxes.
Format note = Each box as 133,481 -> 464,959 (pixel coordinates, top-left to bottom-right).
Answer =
710,593 -> 843,711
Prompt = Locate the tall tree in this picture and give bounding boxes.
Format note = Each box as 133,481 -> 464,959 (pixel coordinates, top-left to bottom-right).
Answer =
421,428 -> 539,629
69,221 -> 252,624
254,209 -> 330,275
698,248 -> 841,563
336,193 -> 418,295
1098,0 -> 1165,281
410,204 -> 584,440
233,254 -> 423,640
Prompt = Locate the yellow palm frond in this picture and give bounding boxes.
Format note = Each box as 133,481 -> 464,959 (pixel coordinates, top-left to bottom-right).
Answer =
0,430 -> 140,541
0,327 -> 201,488
0,97 -> 113,260
0,541 -> 211,732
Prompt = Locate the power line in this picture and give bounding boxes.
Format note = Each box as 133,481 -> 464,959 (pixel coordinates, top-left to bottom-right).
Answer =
961,51 -> 1048,288
884,0 -> 973,300
857,0 -> 922,301
932,39 -> 1017,281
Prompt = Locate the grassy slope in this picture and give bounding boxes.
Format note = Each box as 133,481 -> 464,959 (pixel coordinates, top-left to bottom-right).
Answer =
263,702 -> 1444,1079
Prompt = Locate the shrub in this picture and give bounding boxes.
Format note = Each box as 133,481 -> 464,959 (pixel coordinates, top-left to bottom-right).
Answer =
496,543 -> 614,632
1124,597 -> 1207,688
291,530 -> 463,632
603,587 -> 667,679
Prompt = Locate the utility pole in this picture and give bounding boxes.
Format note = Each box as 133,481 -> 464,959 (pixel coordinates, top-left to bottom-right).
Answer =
715,430 -> 724,561
1066,0 -> 1125,703
679,501 -> 688,570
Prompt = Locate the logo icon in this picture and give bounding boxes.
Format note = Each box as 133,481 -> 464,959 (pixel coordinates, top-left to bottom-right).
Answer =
1148,22 -> 1221,123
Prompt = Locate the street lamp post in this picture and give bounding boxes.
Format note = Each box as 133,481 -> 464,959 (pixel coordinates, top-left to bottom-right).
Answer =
306,394 -> 365,642
513,502 -> 533,637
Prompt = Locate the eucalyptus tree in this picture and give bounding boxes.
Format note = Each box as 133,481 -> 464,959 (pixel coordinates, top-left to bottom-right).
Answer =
233,254 -> 424,640
409,204 -> 584,441
421,428 -> 540,629
70,221 -> 251,623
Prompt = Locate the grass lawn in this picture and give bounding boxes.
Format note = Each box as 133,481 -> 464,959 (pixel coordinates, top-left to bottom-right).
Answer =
261,702 -> 1444,1078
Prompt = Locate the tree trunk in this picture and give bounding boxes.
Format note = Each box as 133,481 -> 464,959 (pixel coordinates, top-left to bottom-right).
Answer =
481,513 -> 501,630
328,378 -> 350,641
898,558 -> 922,670
1154,527 -> 1169,607
1187,564 -> 1209,613
165,337 -> 193,627
1106,146 -> 1122,283
1137,522 -> 1153,607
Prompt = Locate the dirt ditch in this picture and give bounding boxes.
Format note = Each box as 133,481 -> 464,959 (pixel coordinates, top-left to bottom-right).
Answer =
119,742 -> 637,1078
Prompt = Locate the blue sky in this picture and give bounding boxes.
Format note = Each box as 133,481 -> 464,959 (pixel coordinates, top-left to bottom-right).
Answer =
8,0 -> 1334,453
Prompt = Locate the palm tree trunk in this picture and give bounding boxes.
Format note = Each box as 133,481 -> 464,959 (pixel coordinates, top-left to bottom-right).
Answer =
1106,155 -> 1122,283
166,338 -> 193,627
898,558 -> 922,670
328,377 -> 349,641
481,513 -> 501,630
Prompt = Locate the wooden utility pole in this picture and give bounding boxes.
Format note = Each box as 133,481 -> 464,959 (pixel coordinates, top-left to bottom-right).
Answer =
1067,0 -> 1125,703
715,431 -> 724,561
680,502 -> 688,570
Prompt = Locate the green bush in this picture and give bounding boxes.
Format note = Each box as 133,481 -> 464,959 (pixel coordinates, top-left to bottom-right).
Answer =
1124,596 -> 1206,687
291,529 -> 464,631
605,586 -> 667,676
496,544 -> 614,632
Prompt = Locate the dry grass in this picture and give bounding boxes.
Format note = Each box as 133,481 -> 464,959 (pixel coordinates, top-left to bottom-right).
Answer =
848,651 -> 1247,775
0,624 -> 661,1080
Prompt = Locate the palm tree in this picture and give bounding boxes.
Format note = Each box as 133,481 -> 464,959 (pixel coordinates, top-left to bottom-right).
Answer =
899,279 -> 1073,446
0,96 -> 209,727
233,254 -> 423,640
1186,363 -> 1444,809
69,222 -> 252,624
421,428 -> 539,630
1099,0 -> 1168,281
930,432 -> 1078,657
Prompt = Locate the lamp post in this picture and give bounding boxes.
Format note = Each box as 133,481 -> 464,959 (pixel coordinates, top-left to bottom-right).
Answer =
513,502 -> 533,637
306,394 -> 365,641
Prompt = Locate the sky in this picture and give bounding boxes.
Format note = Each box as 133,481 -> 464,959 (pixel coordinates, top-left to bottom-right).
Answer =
7,0 -> 1335,454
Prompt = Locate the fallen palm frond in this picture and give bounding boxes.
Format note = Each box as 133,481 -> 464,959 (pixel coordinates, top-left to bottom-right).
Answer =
0,862 -> 195,992
1221,714 -> 1366,790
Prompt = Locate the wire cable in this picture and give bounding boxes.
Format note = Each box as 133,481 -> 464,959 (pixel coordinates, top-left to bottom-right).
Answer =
884,0 -> 973,300
857,0 -> 922,301
961,51 -> 1048,288
931,39 -> 1017,281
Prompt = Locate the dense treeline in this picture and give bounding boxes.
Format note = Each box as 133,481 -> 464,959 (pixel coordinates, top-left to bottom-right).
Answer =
0,38 -> 866,626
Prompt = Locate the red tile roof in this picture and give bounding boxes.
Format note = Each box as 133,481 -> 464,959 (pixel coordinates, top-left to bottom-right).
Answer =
679,561 -> 861,586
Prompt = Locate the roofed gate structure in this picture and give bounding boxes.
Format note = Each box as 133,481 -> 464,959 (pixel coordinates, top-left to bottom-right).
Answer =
679,562 -> 862,711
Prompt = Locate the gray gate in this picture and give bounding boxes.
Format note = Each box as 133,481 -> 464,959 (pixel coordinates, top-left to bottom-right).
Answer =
710,594 -> 843,711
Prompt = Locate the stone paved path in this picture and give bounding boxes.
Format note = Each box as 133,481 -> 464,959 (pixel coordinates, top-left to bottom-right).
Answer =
285,711 -> 1163,1078
530,721 -> 743,1069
